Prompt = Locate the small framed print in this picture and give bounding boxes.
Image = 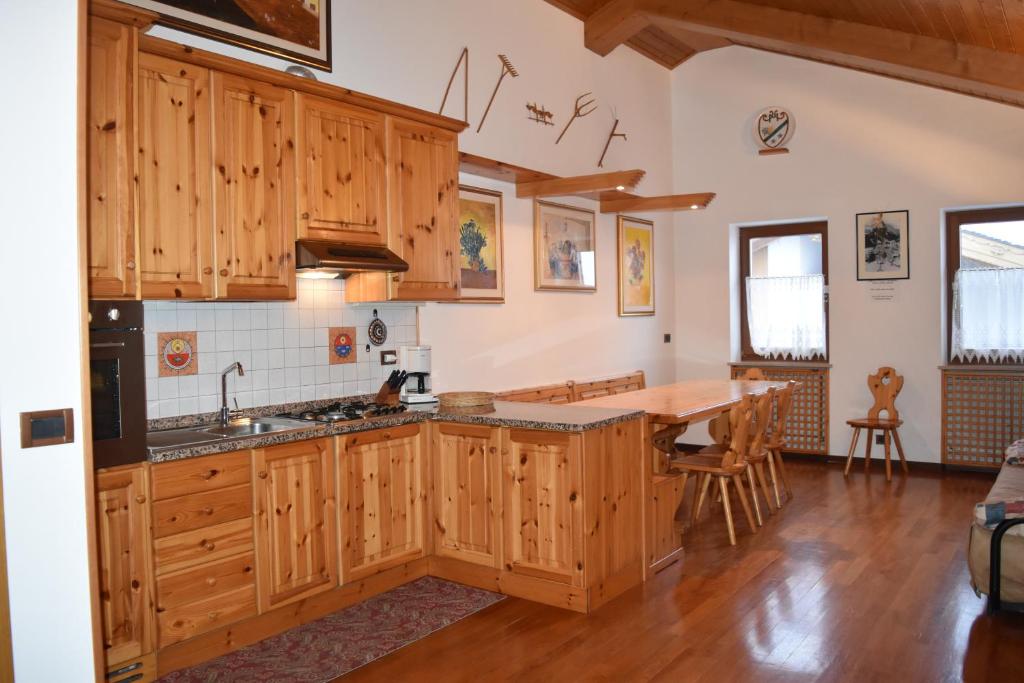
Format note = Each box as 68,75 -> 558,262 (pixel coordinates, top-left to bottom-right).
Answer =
856,210 -> 909,280
457,185 -> 505,302
534,200 -> 597,292
617,216 -> 655,316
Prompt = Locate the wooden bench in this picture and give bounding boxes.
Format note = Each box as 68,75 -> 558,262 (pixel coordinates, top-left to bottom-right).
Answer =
496,371 -> 646,405
494,381 -> 575,404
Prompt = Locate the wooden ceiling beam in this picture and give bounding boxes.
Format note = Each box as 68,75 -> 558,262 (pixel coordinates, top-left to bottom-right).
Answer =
584,0 -> 653,56
516,169 -> 647,198
642,0 -> 1024,106
599,192 -> 716,213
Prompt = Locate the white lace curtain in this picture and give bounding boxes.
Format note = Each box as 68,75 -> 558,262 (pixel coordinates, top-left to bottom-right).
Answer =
952,268 -> 1024,363
746,274 -> 826,360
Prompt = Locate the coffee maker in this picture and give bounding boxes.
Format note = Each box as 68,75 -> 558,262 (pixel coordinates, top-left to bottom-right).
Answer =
399,345 -> 436,404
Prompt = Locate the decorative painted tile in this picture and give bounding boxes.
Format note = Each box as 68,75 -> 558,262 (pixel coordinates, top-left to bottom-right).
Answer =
328,327 -> 357,365
158,331 -> 198,377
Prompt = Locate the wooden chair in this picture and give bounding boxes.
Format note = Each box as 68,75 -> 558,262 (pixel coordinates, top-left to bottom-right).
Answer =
708,368 -> 767,444
571,371 -> 645,402
495,381 -> 574,404
844,366 -> 909,481
669,394 -> 758,546
764,380 -> 797,506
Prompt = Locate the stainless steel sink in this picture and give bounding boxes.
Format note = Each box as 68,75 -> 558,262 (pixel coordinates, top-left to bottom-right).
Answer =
147,416 -> 312,452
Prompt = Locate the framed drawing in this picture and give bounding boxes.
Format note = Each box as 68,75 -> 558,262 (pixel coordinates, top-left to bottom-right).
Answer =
856,210 -> 909,280
126,0 -> 332,71
457,186 -> 505,302
617,216 -> 655,316
534,200 -> 597,292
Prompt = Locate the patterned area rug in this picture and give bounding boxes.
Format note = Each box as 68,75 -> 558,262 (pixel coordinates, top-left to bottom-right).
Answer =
158,577 -> 505,682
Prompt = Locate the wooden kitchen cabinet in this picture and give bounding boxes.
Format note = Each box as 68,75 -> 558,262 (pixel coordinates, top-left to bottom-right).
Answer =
502,429 -> 585,587
339,423 -> 429,581
211,72 -> 296,300
95,463 -> 156,670
431,423 -> 502,568
344,117 -> 460,303
136,52 -> 214,299
295,94 -> 388,245
252,438 -> 337,611
87,16 -> 137,299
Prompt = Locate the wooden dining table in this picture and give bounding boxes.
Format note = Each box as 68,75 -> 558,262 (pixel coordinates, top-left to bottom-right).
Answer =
575,379 -> 787,574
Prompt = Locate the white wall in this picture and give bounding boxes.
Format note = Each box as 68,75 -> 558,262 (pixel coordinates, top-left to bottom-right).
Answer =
0,2 -> 98,681
671,47 -> 1024,461
149,0 -> 677,392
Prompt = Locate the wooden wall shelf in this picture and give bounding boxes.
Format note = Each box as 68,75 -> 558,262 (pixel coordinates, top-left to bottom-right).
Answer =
459,152 -> 715,213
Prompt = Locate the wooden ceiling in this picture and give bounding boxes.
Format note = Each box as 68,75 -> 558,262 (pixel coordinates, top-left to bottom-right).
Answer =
545,0 -> 1024,107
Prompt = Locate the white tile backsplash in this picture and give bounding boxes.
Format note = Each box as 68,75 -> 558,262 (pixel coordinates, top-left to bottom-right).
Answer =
144,278 -> 418,418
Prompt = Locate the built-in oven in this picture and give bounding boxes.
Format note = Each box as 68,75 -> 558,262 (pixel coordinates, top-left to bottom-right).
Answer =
89,300 -> 146,469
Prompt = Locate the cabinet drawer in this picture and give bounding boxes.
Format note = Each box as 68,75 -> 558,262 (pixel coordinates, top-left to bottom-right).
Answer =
154,518 -> 254,575
156,552 -> 256,611
151,451 -> 251,501
157,584 -> 257,648
152,483 -> 251,539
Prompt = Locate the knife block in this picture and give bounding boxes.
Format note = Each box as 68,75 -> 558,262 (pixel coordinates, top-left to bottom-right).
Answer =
373,382 -> 402,406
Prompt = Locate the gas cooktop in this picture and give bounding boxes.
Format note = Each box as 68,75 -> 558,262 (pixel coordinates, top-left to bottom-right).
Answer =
276,400 -> 407,423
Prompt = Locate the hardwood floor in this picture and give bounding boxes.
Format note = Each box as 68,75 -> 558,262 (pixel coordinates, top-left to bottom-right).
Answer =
339,460 -> 1024,682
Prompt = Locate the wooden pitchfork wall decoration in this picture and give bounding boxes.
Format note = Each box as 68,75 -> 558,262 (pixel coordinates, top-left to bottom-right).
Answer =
556,92 -> 597,144
438,47 -> 469,122
477,54 -> 519,133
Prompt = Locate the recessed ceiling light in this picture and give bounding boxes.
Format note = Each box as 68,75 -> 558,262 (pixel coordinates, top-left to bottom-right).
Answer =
690,204 -> 700,210
615,185 -> 625,191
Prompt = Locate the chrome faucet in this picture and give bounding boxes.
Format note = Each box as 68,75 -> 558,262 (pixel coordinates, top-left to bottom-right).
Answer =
219,362 -> 245,426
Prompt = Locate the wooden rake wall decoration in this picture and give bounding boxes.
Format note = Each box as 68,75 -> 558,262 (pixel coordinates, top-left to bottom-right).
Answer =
477,54 -> 519,133
556,92 -> 597,144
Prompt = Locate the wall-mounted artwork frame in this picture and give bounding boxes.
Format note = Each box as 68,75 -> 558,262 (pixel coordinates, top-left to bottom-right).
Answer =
617,216 -> 655,316
534,200 -> 597,292
457,185 -> 505,302
856,210 -> 910,280
126,0 -> 332,71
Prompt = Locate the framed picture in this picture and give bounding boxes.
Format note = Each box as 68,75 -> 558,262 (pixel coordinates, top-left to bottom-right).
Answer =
856,210 -> 909,280
457,186 -> 505,302
534,200 -> 597,292
617,216 -> 655,316
126,0 -> 332,71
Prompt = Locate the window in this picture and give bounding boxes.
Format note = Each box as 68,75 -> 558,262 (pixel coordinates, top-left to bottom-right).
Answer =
739,222 -> 828,361
947,207 -> 1024,364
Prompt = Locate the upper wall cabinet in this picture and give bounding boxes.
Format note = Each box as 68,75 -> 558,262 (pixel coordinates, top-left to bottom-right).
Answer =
212,73 -> 296,300
386,118 -> 460,301
136,53 -> 214,299
295,95 -> 387,245
87,17 -> 137,298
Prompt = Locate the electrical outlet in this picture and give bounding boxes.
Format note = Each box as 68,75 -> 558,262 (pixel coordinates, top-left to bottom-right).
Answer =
875,434 -> 885,445
664,333 -> 671,343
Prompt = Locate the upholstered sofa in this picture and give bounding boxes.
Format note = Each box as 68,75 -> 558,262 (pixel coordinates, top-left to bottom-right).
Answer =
968,440 -> 1024,606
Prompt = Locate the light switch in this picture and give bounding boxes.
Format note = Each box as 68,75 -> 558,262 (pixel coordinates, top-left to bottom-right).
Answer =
380,350 -> 398,365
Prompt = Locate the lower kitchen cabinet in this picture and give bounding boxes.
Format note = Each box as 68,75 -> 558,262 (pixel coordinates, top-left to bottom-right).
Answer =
252,438 -> 338,611
95,463 -> 156,670
431,422 -> 502,568
339,423 -> 429,581
502,429 -> 585,587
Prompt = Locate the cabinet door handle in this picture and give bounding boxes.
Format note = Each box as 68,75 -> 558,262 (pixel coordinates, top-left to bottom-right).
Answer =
135,494 -> 146,504
219,268 -> 229,277
126,260 -> 136,270
201,506 -> 214,515
203,266 -> 213,275
257,471 -> 268,479
201,541 -> 215,551
200,469 -> 218,480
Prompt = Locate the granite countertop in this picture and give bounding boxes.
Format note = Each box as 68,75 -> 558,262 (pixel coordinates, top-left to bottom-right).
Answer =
147,399 -> 644,463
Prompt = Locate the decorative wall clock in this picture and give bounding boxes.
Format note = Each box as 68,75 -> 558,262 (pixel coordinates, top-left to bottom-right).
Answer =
754,106 -> 794,155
